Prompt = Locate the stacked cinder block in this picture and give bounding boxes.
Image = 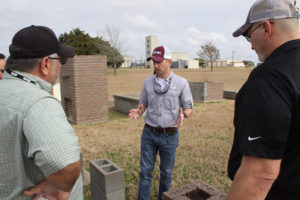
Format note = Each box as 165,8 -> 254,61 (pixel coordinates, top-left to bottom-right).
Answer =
60,55 -> 108,124
189,82 -> 224,102
90,158 -> 125,200
163,180 -> 227,200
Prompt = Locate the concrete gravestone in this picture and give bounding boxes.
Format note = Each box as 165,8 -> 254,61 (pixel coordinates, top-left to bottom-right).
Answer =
189,82 -> 224,102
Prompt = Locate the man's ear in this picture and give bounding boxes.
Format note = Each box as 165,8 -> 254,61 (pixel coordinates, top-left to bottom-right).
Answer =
262,20 -> 273,40
40,57 -> 50,76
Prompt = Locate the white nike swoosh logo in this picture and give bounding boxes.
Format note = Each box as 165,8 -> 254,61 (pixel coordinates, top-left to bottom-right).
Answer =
248,136 -> 262,141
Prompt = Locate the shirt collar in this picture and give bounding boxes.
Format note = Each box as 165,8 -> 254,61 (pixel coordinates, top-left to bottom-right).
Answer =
4,70 -> 52,94
265,39 -> 300,62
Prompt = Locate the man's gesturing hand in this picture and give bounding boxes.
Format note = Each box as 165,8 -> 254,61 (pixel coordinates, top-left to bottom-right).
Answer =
129,109 -> 141,120
173,108 -> 184,128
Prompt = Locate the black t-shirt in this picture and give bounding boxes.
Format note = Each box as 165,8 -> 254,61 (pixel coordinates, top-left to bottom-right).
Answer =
228,39 -> 300,200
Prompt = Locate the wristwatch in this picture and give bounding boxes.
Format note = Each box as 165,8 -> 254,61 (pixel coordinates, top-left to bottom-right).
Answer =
183,113 -> 188,119
139,111 -> 143,116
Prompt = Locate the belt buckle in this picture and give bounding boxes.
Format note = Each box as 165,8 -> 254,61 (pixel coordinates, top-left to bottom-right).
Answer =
154,126 -> 164,134
158,127 -> 165,134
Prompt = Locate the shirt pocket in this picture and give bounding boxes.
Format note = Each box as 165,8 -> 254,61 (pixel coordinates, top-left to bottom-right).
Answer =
165,91 -> 178,110
148,91 -> 158,109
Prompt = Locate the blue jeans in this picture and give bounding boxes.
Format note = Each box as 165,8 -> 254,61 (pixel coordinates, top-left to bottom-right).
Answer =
138,125 -> 178,200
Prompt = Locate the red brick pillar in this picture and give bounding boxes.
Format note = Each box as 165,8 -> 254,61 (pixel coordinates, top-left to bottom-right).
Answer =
60,55 -> 108,124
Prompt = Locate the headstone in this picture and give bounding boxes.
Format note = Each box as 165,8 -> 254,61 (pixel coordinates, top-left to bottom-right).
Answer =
189,82 -> 224,102
223,90 -> 237,99
113,93 -> 140,114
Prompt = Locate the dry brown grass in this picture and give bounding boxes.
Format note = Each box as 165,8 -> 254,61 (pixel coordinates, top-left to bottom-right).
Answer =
75,67 -> 253,200
107,67 -> 253,101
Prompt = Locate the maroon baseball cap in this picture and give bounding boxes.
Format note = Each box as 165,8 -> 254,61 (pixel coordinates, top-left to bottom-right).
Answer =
9,25 -> 75,59
147,45 -> 172,62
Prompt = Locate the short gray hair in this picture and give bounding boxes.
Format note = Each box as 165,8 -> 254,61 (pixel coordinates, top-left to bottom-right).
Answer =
5,56 -> 41,72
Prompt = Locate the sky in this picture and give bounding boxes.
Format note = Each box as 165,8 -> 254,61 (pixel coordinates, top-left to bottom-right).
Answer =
1,0 -> 299,64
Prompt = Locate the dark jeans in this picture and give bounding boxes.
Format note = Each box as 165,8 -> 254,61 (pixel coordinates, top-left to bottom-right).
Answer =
138,125 -> 178,200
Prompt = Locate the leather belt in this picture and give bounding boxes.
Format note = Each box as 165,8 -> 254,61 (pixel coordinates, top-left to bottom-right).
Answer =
145,124 -> 178,134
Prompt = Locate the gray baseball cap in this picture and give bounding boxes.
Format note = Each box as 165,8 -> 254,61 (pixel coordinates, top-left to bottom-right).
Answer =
233,0 -> 299,37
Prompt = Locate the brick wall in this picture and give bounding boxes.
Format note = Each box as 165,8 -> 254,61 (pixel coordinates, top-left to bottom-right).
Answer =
60,55 -> 108,124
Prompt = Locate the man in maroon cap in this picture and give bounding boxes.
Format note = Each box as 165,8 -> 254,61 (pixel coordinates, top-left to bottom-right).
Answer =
129,45 -> 193,200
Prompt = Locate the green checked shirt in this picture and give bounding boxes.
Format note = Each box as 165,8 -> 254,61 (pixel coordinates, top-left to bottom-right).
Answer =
0,71 -> 83,200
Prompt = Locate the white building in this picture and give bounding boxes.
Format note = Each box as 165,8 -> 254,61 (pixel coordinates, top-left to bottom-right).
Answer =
172,52 -> 189,61
171,52 -> 199,69
186,60 -> 199,69
208,60 -> 245,67
231,60 -> 245,67
145,35 -> 158,68
121,56 -> 131,68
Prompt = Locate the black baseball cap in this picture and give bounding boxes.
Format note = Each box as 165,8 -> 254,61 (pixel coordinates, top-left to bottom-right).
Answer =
9,25 -> 75,59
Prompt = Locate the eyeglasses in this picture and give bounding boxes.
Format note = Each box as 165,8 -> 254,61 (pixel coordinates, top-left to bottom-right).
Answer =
48,57 -> 68,65
244,21 -> 275,42
0,69 -> 4,73
244,23 -> 262,42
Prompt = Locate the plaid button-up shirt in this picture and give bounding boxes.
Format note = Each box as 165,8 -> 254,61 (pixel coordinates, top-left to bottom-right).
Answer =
0,71 -> 82,200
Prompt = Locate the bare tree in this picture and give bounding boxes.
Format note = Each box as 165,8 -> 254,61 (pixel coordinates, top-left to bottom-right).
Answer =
197,42 -> 220,72
99,25 -> 127,76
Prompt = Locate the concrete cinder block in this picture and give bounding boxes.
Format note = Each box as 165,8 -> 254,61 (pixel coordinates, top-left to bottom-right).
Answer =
90,158 -> 125,195
223,90 -> 237,99
163,179 -> 227,200
163,183 -> 197,200
209,193 -> 227,200
193,180 -> 219,196
91,178 -> 125,200
172,196 -> 191,200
